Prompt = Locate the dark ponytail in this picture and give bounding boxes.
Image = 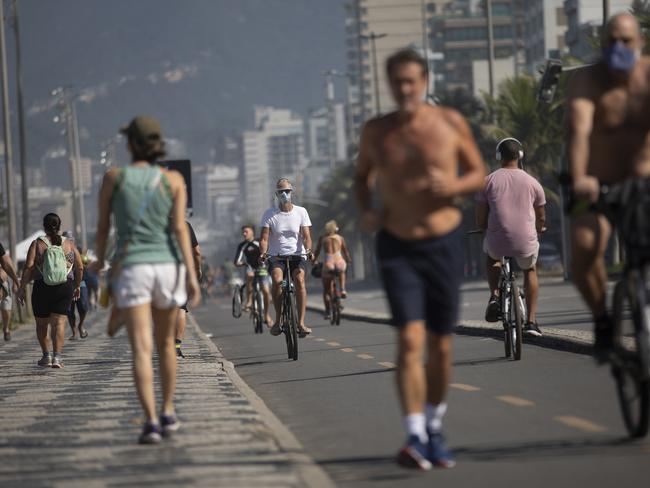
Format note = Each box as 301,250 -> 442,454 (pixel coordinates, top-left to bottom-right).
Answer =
43,213 -> 62,246
129,135 -> 167,164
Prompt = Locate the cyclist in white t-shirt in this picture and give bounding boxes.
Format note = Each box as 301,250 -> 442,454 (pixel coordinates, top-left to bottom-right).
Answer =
259,178 -> 314,337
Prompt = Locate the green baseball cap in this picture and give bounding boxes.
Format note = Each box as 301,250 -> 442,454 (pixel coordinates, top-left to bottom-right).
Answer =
120,116 -> 163,142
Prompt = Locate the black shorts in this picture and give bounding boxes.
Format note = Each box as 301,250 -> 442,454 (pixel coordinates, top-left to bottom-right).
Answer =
376,226 -> 464,335
269,256 -> 307,277
32,280 -> 74,318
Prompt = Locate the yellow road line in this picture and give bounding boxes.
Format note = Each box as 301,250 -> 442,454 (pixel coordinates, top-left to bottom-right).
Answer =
357,354 -> 374,359
327,341 -> 341,347
340,347 -> 355,352
314,338 -> 326,342
495,395 -> 535,407
554,415 -> 606,433
450,383 -> 481,392
378,361 -> 396,368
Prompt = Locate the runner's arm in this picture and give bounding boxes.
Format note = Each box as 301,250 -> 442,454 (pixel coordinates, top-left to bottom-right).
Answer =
17,241 -> 36,301
476,202 -> 489,230
446,109 -> 486,196
354,121 -> 380,231
233,242 -> 246,267
94,168 -> 119,268
193,244 -> 203,281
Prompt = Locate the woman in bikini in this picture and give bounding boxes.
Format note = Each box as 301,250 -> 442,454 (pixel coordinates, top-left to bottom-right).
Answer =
314,220 -> 352,319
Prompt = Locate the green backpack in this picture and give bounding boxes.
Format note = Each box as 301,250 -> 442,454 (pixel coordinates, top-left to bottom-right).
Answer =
38,236 -> 72,285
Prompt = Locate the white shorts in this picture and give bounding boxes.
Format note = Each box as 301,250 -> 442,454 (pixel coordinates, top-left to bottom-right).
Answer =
483,238 -> 539,271
1,295 -> 11,311
114,263 -> 187,310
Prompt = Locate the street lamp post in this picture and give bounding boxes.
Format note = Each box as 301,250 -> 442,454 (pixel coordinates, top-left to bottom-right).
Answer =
361,32 -> 387,116
0,0 -> 17,259
486,0 -> 495,98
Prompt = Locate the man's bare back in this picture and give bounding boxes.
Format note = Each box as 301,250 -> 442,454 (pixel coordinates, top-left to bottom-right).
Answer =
358,104 -> 485,240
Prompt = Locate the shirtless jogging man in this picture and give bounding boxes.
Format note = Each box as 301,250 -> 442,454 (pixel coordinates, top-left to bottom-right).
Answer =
355,49 -> 485,469
567,13 -> 650,362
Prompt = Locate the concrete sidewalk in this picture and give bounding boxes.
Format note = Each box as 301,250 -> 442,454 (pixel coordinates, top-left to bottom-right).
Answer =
307,279 -> 597,356
0,310 -> 334,488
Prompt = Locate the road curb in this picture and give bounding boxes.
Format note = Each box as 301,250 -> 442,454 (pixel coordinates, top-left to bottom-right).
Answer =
306,304 -> 595,357
188,314 -> 337,488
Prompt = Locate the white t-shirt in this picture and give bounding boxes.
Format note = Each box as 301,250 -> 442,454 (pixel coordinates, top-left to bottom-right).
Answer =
260,205 -> 312,256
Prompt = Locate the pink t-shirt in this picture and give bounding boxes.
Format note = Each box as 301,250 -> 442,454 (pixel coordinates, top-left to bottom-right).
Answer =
475,168 -> 545,258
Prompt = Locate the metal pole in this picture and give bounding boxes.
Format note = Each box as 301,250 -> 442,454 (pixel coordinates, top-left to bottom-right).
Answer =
322,70 -> 337,170
11,0 -> 27,238
420,0 -> 430,99
370,33 -> 381,115
0,0 -> 17,259
603,0 -> 609,28
64,92 -> 79,242
486,0 -> 495,98
355,0 -> 366,127
71,100 -> 87,250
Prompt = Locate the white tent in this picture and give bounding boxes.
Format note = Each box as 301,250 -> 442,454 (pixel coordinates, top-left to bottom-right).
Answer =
14,231 -> 44,263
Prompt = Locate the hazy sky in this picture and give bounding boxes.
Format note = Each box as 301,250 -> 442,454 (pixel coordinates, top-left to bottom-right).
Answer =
13,0 -> 347,178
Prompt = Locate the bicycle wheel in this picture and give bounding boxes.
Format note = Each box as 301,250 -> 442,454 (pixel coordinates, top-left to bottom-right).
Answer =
502,291 -> 511,358
510,283 -> 523,360
335,298 -> 341,326
612,278 -> 650,438
281,293 -> 294,359
255,290 -> 265,334
232,285 -> 242,318
289,291 -> 299,361
330,296 -> 337,326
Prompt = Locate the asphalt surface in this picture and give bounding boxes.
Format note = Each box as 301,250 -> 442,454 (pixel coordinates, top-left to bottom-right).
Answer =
194,295 -> 650,488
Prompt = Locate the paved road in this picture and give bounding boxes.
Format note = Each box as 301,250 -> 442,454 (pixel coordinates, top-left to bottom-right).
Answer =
194,297 -> 650,488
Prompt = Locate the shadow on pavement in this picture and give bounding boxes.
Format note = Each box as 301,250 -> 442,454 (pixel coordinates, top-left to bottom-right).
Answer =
262,368 -> 392,385
453,356 -> 508,367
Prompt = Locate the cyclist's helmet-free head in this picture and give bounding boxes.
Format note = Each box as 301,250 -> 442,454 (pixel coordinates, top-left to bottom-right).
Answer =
495,138 -> 524,163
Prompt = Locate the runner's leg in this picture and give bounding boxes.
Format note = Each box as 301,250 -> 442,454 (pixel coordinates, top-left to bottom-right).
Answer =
153,306 -> 179,415
397,322 -> 427,439
271,267 -> 283,327
523,267 -> 539,323
125,303 -> 157,422
35,316 -> 51,353
262,284 -> 273,325
426,333 -> 452,405
293,267 -> 308,330
50,313 -> 66,353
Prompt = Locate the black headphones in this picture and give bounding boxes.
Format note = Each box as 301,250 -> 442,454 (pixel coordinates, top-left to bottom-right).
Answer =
495,137 -> 524,162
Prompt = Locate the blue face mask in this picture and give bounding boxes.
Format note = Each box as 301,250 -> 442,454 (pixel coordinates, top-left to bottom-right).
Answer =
602,42 -> 639,72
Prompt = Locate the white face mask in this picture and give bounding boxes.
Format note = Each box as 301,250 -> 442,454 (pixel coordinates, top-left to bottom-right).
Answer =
276,190 -> 292,205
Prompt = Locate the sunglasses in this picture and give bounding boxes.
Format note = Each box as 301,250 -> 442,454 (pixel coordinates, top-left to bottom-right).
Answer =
276,189 -> 292,194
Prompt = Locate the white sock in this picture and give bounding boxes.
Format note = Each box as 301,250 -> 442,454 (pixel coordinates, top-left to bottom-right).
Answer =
404,413 -> 427,443
425,402 -> 447,434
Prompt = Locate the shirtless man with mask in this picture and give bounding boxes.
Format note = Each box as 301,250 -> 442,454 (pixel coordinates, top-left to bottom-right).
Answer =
355,49 -> 485,470
567,13 -> 650,361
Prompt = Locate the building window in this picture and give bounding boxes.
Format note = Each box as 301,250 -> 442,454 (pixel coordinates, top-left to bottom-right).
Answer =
556,7 -> 567,27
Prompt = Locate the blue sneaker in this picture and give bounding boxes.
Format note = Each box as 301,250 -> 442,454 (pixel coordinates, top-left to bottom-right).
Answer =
428,432 -> 456,468
138,421 -> 162,445
396,435 -> 432,471
160,413 -> 180,437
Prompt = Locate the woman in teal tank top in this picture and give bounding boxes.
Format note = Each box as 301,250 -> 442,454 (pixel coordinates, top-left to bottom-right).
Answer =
93,116 -> 200,445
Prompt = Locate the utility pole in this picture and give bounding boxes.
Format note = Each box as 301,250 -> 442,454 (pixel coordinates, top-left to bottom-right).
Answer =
0,0 -> 17,259
486,0 -> 495,98
11,0 -> 27,238
322,70 -> 338,170
71,100 -> 87,250
603,0 -> 609,28
420,0 -> 430,99
361,32 -> 387,115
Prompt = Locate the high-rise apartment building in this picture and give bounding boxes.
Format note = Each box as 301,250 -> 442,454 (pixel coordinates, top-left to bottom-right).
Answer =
194,164 -> 241,231
431,0 -> 523,95
564,0 -> 635,61
522,0 -> 568,72
308,104 -> 347,164
242,107 -> 306,222
344,0 -> 439,138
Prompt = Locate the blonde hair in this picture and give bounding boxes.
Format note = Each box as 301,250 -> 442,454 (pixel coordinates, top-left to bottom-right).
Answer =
324,220 -> 338,235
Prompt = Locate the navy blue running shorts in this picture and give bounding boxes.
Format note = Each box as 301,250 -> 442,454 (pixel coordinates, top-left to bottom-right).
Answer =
376,226 -> 464,335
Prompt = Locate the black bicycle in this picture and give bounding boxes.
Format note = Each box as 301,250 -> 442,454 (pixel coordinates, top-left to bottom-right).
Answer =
499,256 -> 526,361
250,269 -> 268,334
267,254 -> 309,361
563,175 -> 650,437
468,230 -> 525,360
327,269 -> 343,326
